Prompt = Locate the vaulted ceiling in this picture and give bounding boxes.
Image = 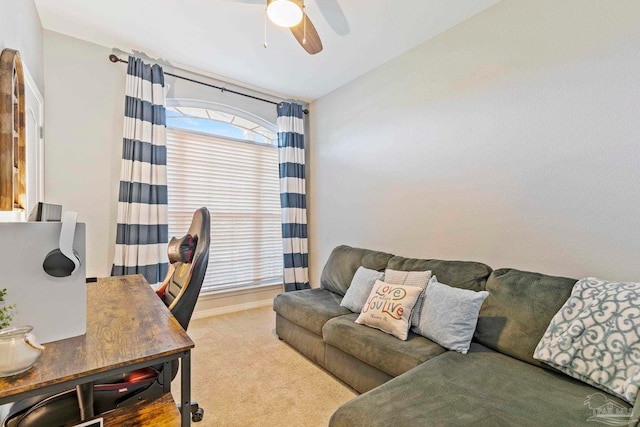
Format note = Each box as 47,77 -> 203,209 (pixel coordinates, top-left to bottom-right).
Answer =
34,0 -> 501,100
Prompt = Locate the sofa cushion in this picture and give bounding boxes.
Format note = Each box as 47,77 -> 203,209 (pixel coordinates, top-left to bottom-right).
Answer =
386,256 -> 491,291
329,343 -> 631,427
474,268 -> 576,368
273,288 -> 351,336
323,313 -> 446,377
320,245 -> 394,296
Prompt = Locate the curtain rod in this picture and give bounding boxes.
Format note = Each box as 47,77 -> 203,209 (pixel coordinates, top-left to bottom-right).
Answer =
108,54 -> 308,114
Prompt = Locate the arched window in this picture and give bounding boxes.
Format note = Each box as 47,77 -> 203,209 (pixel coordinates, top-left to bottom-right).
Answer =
165,99 -> 282,292
166,100 -> 276,145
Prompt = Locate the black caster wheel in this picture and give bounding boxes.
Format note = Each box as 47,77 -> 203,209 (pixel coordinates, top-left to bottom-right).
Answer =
192,407 -> 204,422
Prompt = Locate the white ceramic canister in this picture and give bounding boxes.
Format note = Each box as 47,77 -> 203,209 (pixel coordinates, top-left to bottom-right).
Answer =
0,325 -> 44,377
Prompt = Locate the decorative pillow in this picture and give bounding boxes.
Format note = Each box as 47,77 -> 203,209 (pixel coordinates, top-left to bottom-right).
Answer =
355,280 -> 423,340
340,267 -> 385,313
410,275 -> 438,330
415,280 -> 489,353
384,268 -> 432,288
534,277 -> 640,404
384,268 -> 432,328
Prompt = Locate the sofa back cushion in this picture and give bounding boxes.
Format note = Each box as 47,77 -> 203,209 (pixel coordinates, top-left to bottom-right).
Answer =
474,268 -> 576,367
386,256 -> 492,291
320,245 -> 394,296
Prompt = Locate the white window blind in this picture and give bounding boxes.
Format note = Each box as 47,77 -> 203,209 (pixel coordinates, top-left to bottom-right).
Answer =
166,128 -> 283,292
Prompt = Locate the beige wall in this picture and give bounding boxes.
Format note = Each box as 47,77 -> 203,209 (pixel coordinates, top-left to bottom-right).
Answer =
309,0 -> 640,285
43,30 -> 125,277
0,0 -> 44,93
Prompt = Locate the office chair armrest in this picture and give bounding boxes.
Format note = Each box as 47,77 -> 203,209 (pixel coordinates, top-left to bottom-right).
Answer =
156,263 -> 176,299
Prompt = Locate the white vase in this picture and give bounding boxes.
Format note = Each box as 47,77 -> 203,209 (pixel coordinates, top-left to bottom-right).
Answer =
0,325 -> 44,377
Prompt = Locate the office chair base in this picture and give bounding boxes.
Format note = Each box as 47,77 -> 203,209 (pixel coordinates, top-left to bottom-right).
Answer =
178,402 -> 204,422
192,407 -> 204,422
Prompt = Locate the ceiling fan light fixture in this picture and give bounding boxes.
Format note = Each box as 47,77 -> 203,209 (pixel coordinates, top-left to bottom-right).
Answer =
266,0 -> 303,28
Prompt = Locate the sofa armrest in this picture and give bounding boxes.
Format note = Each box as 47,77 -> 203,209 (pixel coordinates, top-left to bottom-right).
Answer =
629,393 -> 640,427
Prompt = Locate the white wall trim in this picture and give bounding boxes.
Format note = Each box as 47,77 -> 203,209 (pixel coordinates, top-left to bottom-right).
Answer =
191,298 -> 273,320
198,283 -> 282,301
191,283 -> 282,319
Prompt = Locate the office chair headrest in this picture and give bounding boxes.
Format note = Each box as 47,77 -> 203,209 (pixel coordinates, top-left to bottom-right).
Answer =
167,234 -> 197,264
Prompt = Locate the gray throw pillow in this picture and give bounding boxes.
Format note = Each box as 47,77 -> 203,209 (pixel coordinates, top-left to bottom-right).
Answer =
416,281 -> 489,354
411,275 -> 437,330
340,267 -> 385,313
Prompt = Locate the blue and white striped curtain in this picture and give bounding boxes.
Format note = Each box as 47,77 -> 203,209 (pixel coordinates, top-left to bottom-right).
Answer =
277,102 -> 310,291
111,56 -> 169,287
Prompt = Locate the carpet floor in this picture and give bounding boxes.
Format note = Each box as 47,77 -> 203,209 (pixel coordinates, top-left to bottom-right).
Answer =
172,306 -> 356,427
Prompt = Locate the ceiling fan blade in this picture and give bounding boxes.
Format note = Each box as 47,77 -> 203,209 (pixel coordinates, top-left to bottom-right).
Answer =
290,12 -> 323,55
316,0 -> 350,36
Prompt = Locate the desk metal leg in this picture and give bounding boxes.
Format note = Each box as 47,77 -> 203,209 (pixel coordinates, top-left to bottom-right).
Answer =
162,360 -> 172,393
76,382 -> 94,421
181,350 -> 191,427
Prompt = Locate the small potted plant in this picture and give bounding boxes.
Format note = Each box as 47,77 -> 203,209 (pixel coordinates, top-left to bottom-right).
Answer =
0,287 -> 15,328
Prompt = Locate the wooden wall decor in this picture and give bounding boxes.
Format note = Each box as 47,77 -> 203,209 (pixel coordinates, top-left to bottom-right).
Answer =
0,48 -> 26,211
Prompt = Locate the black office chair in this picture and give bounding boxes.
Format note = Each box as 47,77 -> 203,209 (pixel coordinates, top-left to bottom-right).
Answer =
3,207 -> 211,427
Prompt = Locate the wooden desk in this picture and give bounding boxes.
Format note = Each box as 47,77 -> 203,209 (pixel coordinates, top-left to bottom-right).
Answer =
0,275 -> 194,426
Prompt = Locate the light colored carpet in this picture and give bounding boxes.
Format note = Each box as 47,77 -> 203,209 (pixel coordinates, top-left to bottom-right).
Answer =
172,306 -> 356,427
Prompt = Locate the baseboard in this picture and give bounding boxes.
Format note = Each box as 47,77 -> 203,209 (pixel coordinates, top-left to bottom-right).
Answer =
191,298 -> 273,320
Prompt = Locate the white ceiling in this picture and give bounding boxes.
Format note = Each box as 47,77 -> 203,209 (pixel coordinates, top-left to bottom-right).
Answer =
34,0 -> 501,101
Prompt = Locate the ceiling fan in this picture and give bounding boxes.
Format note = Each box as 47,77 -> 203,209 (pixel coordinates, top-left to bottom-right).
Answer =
234,0 -> 350,55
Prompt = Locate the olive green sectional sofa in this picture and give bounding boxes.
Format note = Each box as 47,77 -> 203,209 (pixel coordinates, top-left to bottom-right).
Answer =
272,245 -> 640,426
